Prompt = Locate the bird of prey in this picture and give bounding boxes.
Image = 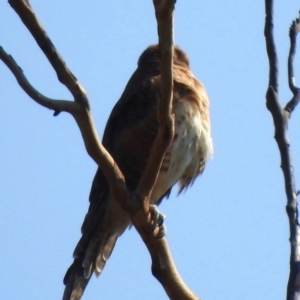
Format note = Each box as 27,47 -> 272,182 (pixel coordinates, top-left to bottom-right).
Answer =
63,44 -> 213,300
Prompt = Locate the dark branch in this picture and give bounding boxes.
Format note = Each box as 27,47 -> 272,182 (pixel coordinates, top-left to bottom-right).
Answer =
264,0 -> 278,92
264,2 -> 300,299
285,14 -> 300,115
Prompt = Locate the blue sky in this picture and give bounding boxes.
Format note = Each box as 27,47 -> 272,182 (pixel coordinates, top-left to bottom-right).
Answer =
1,1 -> 300,299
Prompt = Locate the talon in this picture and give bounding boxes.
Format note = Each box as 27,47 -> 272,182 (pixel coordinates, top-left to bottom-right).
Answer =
157,212 -> 166,227
149,205 -> 166,238
157,224 -> 166,239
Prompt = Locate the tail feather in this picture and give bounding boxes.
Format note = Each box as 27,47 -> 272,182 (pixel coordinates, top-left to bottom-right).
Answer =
95,234 -> 118,276
63,176 -> 130,300
63,235 -> 118,300
73,194 -> 108,260
82,231 -> 116,278
63,259 -> 91,300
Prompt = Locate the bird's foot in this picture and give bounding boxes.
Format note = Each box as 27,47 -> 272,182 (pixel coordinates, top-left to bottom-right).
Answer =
149,204 -> 166,238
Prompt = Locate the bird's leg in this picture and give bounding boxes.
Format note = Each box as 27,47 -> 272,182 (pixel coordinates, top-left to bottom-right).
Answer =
149,204 -> 166,238
125,192 -> 166,238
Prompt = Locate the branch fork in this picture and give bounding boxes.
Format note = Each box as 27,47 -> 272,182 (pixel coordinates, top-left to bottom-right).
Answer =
264,2 -> 300,299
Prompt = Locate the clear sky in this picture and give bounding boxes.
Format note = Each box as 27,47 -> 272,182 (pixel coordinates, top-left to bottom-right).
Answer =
1,1 -> 300,300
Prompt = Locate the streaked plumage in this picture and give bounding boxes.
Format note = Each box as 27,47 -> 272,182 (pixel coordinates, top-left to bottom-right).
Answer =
63,44 -> 213,300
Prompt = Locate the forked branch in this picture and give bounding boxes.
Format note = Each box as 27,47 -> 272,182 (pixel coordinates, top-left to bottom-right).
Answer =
264,1 -> 300,299
1,0 -> 199,299
6,0 -> 127,203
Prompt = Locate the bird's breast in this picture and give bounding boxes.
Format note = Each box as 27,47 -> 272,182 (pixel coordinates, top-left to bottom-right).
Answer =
151,96 -> 212,202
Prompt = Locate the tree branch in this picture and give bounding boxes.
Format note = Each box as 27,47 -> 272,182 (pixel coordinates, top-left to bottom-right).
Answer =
4,0 -> 128,209
264,0 -> 278,93
285,14 -> 300,115
264,2 -> 300,299
0,43 -> 127,204
129,1 -> 199,298
136,0 -> 175,208
0,46 -> 74,112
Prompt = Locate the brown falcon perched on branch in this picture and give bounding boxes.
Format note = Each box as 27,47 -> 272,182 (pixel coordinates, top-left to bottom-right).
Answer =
63,44 -> 213,300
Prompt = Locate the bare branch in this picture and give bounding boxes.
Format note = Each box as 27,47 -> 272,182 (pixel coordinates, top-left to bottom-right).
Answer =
285,14 -> 300,115
8,0 -> 89,108
0,44 -> 127,203
264,0 -> 278,92
130,1 -> 199,299
265,88 -> 296,205
2,0 -> 128,204
0,46 -> 74,113
264,2 -> 300,299
141,231 -> 199,300
136,0 -> 175,207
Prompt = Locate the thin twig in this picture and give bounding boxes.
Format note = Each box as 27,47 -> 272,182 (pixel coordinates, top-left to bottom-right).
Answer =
0,46 -> 74,112
285,14 -> 300,115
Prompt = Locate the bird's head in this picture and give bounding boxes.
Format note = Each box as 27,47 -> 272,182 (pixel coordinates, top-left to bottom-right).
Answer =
138,44 -> 190,69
